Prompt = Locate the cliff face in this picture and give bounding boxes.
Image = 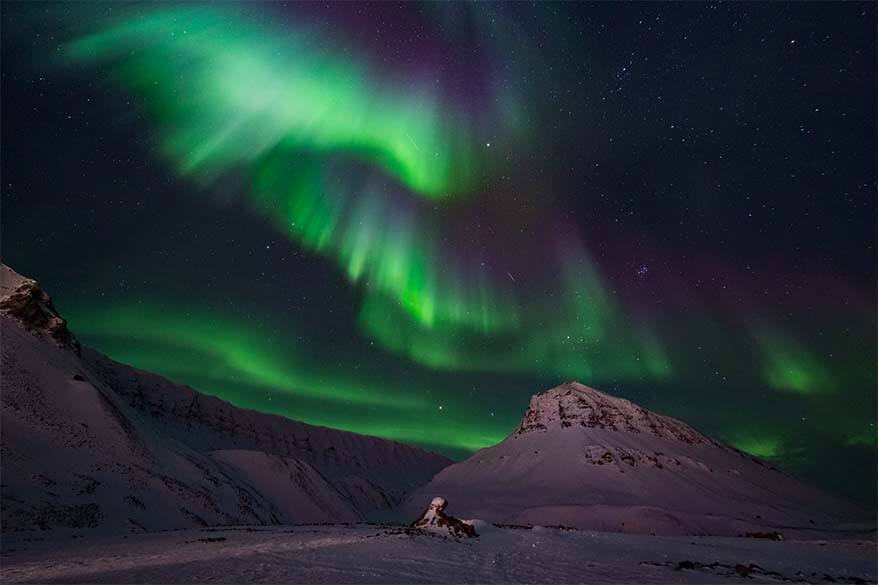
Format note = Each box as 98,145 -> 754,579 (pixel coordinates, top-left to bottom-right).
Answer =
0,264 -> 450,533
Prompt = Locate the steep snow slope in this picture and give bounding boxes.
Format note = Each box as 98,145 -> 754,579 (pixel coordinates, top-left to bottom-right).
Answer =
0,264 -> 450,533
207,450 -> 361,524
81,347 -> 445,512
400,382 -> 863,535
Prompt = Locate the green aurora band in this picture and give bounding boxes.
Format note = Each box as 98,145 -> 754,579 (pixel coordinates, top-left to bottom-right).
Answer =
51,4 -> 872,459
249,148 -> 521,333
64,5 -> 528,336
727,434 -> 783,460
359,244 -> 673,381
65,301 -> 512,453
65,7 -> 479,199
62,3 -> 674,382
757,328 -> 830,395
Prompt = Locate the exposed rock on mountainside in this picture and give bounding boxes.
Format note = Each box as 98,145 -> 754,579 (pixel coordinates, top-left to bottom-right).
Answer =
0,265 -> 79,352
516,382 -> 716,446
0,264 -> 450,533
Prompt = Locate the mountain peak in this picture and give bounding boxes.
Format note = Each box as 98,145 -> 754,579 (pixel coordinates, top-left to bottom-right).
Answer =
402,381 -> 860,534
516,381 -> 711,446
0,264 -> 79,353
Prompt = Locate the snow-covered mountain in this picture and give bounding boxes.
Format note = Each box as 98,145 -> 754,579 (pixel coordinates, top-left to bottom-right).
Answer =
0,264 -> 450,533
400,382 -> 863,536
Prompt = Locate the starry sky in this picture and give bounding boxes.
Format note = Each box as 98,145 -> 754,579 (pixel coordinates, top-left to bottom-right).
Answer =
2,2 -> 875,504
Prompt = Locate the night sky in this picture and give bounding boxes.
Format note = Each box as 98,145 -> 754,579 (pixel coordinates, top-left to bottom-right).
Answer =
2,3 -> 875,504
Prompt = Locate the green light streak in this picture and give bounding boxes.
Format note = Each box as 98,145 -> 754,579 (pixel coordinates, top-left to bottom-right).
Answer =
65,6 -> 473,198
291,414 -> 511,454
65,301 -> 419,409
360,250 -> 673,382
846,430 -> 878,449
757,329 -> 829,395
63,5 -> 527,335
63,300 -> 515,455
61,5 -> 673,387
250,148 -> 520,333
729,435 -> 782,459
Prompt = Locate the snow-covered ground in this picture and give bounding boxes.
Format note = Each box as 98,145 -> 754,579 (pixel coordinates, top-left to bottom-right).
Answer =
2,524 -> 875,584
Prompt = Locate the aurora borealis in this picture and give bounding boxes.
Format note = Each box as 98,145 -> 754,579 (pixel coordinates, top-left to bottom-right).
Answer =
2,2 -> 875,503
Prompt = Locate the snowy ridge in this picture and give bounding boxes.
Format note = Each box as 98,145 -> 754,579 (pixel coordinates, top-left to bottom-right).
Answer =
0,264 -> 450,533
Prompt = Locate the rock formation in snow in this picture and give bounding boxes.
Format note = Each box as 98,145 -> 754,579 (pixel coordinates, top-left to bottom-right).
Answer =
412,496 -> 477,538
400,381 -> 864,536
0,264 -> 451,533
